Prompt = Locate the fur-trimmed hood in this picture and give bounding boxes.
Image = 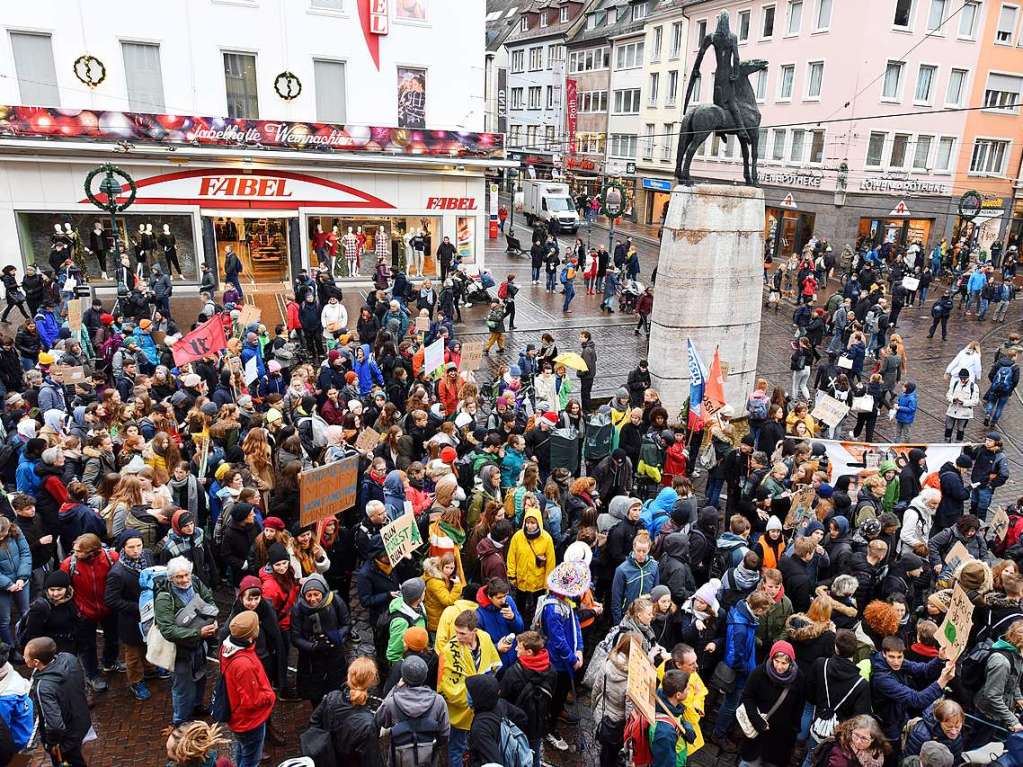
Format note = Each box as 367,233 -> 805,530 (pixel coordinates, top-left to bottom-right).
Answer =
784,612 -> 833,641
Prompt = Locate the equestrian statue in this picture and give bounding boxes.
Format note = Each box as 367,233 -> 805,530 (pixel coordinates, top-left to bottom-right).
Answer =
675,10 -> 767,187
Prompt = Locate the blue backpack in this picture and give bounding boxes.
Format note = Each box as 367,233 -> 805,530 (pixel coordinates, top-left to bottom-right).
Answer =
138,565 -> 168,641
992,364 -> 1014,395
497,716 -> 533,767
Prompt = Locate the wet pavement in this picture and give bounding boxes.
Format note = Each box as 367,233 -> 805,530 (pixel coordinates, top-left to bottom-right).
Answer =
13,218 -> 1023,766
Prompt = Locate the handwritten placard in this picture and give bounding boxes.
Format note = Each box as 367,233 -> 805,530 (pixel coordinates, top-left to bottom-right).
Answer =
381,509 -> 424,566
459,340 -> 484,372
626,636 -> 657,724
67,299 -> 82,333
238,304 -> 261,327
811,392 -> 850,429
355,427 -> 381,453
415,316 -> 430,334
53,365 -> 87,385
299,454 -> 359,526
783,486 -> 817,530
937,584 -> 974,661
990,507 -> 1010,542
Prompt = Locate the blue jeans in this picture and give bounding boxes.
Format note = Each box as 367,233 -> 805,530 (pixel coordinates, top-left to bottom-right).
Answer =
979,297 -> 990,319
798,701 -> 814,742
546,271 -> 557,291
562,283 -> 576,311
965,290 -> 981,311
713,678 -> 747,739
706,477 -> 724,508
234,722 -> 267,767
971,485 -> 994,521
171,664 -> 208,725
801,734 -> 821,767
986,395 -> 1009,424
919,286 -> 929,304
448,727 -> 469,767
531,265 -> 541,282
0,587 -> 30,646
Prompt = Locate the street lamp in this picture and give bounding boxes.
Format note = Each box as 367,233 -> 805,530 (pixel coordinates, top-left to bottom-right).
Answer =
84,163 -> 137,275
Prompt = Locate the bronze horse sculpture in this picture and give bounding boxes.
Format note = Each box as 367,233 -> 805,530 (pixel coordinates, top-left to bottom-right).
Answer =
674,58 -> 768,187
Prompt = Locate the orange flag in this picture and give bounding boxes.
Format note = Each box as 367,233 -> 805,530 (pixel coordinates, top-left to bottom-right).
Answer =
704,346 -> 726,417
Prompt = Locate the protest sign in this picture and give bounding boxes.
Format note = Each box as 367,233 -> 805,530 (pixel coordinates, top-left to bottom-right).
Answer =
459,340 -> 484,372
816,440 -> 965,482
415,316 -> 430,334
238,304 -> 261,327
355,427 -> 381,453
943,540 -> 974,569
626,636 -> 657,724
381,510 -> 424,566
67,300 -> 82,333
990,507 -> 1011,542
299,454 -> 359,526
937,584 -> 974,660
902,276 -> 920,291
243,356 -> 259,385
423,338 -> 445,376
783,486 -> 817,530
53,365 -> 87,385
811,392 -> 850,429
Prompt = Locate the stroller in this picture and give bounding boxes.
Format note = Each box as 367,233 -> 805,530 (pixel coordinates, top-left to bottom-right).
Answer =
505,232 -> 523,257
618,278 -> 644,314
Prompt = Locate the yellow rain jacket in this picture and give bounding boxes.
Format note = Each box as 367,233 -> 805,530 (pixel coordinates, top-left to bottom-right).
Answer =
506,507 -> 555,593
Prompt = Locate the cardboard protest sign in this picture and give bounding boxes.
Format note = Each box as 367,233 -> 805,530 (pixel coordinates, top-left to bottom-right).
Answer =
54,365 -> 87,385
990,507 -> 1011,542
67,300 -> 82,333
783,486 -> 817,530
415,316 -> 430,334
381,510 -> 424,566
355,427 -> 381,453
238,304 -> 261,327
937,584 -> 974,660
902,276 -> 920,291
811,392 -> 850,429
626,636 -> 657,724
459,340 -> 484,372
943,540 -> 974,569
299,454 -> 359,526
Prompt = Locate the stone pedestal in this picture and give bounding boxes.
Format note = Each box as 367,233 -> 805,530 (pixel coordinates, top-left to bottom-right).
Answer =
648,183 -> 765,421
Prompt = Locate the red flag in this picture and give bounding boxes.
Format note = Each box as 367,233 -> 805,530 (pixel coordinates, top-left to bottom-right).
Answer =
704,346 -> 727,417
172,316 -> 228,367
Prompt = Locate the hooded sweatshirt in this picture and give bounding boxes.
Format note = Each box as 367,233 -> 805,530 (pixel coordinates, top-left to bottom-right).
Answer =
386,594 -> 427,663
383,470 -> 407,521
374,680 -> 450,757
465,673 -> 528,767
715,531 -> 750,572
506,508 -> 555,593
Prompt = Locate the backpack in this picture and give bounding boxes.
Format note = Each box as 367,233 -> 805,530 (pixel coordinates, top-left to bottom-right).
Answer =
991,364 -> 1014,395
210,671 -> 232,723
479,714 -> 531,767
559,267 -> 570,285
513,674 -> 553,742
957,638 -> 1013,697
864,310 -> 880,334
138,565 -> 168,640
976,610 -> 1023,644
498,282 -> 509,300
709,546 -> 733,581
809,659 -> 865,740
13,601 -> 42,652
748,396 -> 768,421
389,711 -> 444,767
623,710 -> 655,767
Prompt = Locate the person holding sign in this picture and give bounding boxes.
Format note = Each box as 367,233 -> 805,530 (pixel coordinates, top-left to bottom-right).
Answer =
650,670 -> 698,767
869,635 -> 955,746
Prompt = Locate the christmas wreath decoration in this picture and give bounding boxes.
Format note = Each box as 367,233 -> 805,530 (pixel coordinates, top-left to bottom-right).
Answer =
599,180 -> 627,219
274,71 -> 302,100
73,55 -> 106,88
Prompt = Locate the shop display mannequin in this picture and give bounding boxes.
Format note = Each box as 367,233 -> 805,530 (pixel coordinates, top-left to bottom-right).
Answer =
356,226 -> 366,270
88,221 -> 110,279
342,226 -> 359,278
312,223 -> 330,269
328,225 -> 340,274
410,228 -> 426,277
374,227 -> 390,263
158,223 -> 182,276
134,223 -> 148,278
403,229 -> 415,274
63,223 -> 82,265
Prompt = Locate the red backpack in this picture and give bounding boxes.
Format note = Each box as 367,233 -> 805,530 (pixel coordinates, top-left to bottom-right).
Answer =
623,710 -> 654,767
994,512 -> 1023,556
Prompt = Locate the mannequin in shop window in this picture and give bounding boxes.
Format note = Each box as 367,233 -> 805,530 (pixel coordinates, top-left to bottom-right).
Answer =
63,223 -> 82,267
403,229 -> 415,275
87,222 -> 110,280
374,227 -> 390,267
342,227 -> 359,279
134,224 -> 148,278
356,226 -> 366,269
158,224 -> 183,277
411,229 -> 426,278
328,225 -> 341,274
312,223 -> 330,269
143,224 -> 157,260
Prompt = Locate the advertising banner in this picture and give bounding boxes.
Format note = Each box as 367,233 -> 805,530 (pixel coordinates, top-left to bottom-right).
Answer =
565,79 -> 578,156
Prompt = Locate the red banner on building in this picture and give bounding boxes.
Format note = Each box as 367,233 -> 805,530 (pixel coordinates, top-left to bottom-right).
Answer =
172,316 -> 229,367
565,79 -> 578,156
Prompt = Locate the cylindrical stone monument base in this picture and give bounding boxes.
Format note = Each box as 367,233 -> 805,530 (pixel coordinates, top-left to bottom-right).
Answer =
648,182 -> 765,421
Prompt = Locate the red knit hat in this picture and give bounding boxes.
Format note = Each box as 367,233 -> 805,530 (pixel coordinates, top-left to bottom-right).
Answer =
440,446 -> 458,464
262,516 -> 286,531
238,575 -> 262,594
100,313 -> 114,326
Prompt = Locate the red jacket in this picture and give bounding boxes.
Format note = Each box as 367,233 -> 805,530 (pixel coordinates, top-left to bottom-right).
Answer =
662,442 -> 688,487
259,566 -> 297,631
286,301 -> 301,332
219,639 -> 276,733
637,292 -> 654,316
61,548 -> 120,621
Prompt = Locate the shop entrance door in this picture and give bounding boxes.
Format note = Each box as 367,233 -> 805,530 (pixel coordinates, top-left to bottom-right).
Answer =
204,214 -> 295,290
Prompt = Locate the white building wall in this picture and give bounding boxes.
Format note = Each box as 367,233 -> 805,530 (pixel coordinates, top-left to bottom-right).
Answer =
605,31 -> 645,169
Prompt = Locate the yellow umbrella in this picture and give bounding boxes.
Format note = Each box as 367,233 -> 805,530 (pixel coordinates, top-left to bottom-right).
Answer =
554,352 -> 588,373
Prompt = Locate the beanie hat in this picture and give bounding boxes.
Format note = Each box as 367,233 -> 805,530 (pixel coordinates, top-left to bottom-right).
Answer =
262,516 -> 285,531
766,515 -> 783,532
238,575 -> 262,594
229,610 -> 260,642
900,552 -> 924,572
401,577 -> 426,604
401,655 -> 429,686
230,502 -> 255,523
958,561 -> 988,592
564,541 -> 593,567
440,446 -> 458,465
928,591 -> 951,613
693,579 -> 720,613
44,570 -> 71,589
301,574 -> 329,596
182,373 -> 202,388
540,411 -> 558,427
37,351 -> 55,366
650,585 -> 671,603
268,543 -> 290,565
769,640 -> 796,662
215,462 -> 234,482
171,510 -> 194,535
919,742 -> 954,767
100,313 -> 114,326
956,454 -> 973,469
403,626 -> 429,652
957,514 -> 981,533
670,501 -> 689,526
816,483 -> 834,498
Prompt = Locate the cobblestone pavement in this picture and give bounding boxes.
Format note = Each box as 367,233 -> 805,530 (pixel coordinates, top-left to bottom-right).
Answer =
16,221 -> 1023,766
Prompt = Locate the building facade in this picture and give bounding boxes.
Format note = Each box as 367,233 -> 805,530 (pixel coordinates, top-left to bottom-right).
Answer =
0,0 -> 505,292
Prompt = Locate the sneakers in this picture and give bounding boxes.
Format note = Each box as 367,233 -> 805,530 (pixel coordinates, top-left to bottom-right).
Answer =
88,676 -> 108,693
102,660 -> 127,673
130,682 -> 151,701
545,734 -> 569,751
146,667 -> 172,680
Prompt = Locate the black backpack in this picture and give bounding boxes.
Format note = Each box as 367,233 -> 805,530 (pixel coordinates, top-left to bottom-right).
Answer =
957,638 -> 1013,697
709,546 -> 733,581
513,673 -> 553,740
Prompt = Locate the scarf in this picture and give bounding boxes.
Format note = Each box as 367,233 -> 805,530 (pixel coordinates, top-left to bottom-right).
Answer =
765,656 -> 798,686
164,528 -> 205,559
438,520 -> 466,546
169,474 -> 199,517
172,583 -> 196,606
732,562 -> 761,591
853,747 -> 884,767
682,596 -> 713,623
120,550 -> 153,574
519,649 -> 551,672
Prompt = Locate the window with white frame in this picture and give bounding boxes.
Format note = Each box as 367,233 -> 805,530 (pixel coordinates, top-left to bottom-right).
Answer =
643,124 -> 655,158
526,125 -> 538,146
757,128 -> 768,158
913,135 -> 933,169
935,136 -> 954,171
648,72 -> 660,104
223,52 -> 259,119
771,128 -> 786,160
996,4 -> 1018,43
528,47 -> 542,69
528,86 -> 541,108
633,2 -> 648,20
122,42 -> 165,112
958,1 -> 979,37
889,133 -> 910,167
806,61 -> 823,98
560,6 -> 569,22
790,129 -> 805,162
652,26 -> 663,60
613,88 -> 641,113
914,65 -> 936,103
739,10 -> 751,40
509,124 -> 522,147
10,32 -> 59,107
615,41 -> 645,69
520,16 -> 528,31
511,50 -> 524,72
540,10 -> 549,27
587,14 -> 599,30
762,5 -> 776,36
311,0 -> 343,9
578,91 -> 608,112
671,22 -> 684,56
544,125 -> 555,147
927,0 -> 947,32
511,88 -> 524,109
690,73 -> 702,102
882,61 -> 904,99
946,68 -> 967,106
971,138 -> 1010,174
866,132 -> 886,166
662,123 -> 675,160
787,0 -> 803,35
569,47 -> 609,73
696,20 -> 707,43
548,45 -> 565,67
815,0 -> 832,30
809,129 -> 825,163
755,69 -> 768,100
983,73 -> 1023,112
546,85 -> 555,109
779,64 -> 795,99
667,70 -> 679,105
312,59 -> 346,122
893,0 -> 913,28
609,133 -> 637,158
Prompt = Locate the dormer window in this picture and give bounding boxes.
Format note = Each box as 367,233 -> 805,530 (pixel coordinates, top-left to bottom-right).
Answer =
560,6 -> 569,22
520,16 -> 528,30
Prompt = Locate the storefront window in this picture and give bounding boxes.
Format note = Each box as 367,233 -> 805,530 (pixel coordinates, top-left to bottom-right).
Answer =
764,207 -> 816,258
856,217 -> 933,248
456,217 -> 476,265
15,211 -> 200,284
305,215 -> 443,278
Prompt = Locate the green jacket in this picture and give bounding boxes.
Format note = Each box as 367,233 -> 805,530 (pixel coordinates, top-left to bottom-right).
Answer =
757,594 -> 792,652
385,594 -> 427,663
154,578 -> 216,649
